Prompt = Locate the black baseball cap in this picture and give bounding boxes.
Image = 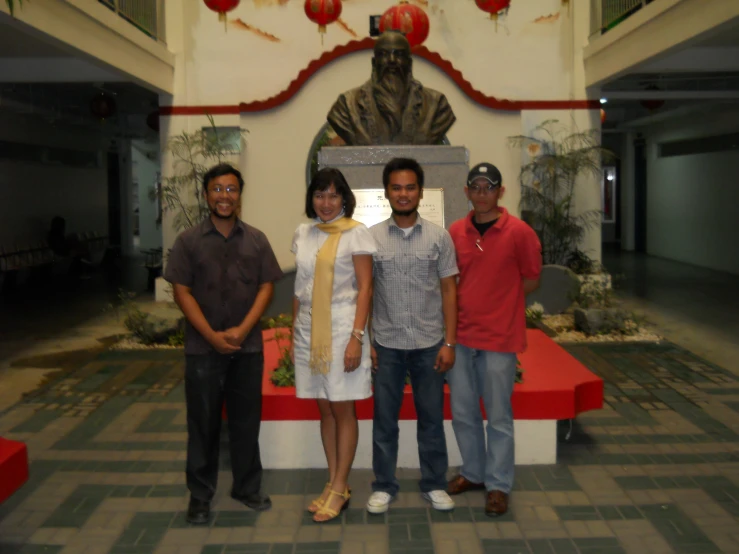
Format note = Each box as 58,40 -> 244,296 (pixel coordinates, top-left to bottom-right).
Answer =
467,163 -> 502,187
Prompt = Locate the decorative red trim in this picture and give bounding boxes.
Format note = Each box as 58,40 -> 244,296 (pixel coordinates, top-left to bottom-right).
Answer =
160,37 -> 600,116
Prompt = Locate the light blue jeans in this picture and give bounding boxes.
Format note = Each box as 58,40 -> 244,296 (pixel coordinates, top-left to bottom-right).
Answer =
447,345 -> 517,494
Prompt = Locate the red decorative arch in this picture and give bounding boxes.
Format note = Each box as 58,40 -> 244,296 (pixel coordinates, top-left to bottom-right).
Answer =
160,37 -> 598,116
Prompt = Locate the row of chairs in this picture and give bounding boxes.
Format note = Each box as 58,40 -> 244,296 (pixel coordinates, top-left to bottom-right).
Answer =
0,231 -> 109,274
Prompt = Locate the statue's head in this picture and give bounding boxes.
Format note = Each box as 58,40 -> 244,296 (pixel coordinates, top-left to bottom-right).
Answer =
372,31 -> 412,85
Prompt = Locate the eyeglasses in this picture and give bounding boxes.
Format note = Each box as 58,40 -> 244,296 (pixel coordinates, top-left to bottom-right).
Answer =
468,184 -> 500,194
209,186 -> 240,194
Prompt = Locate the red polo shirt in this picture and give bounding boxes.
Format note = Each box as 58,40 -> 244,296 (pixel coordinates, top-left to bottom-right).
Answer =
449,208 -> 542,353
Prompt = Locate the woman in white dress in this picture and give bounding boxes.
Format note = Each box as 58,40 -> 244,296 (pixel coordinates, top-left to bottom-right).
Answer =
291,168 -> 376,523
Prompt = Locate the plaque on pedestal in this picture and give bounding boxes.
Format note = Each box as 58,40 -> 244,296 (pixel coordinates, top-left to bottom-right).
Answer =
318,145 -> 469,229
353,188 -> 444,229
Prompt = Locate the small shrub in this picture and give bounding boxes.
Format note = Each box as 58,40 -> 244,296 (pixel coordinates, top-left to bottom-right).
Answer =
598,309 -> 641,336
566,249 -> 602,275
261,314 -> 293,330
265,318 -> 296,387
168,326 -> 185,347
526,302 -> 545,322
111,290 -> 185,346
574,277 -> 614,310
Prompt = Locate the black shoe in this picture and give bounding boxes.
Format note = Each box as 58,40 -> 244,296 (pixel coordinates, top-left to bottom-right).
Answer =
187,497 -> 211,524
232,492 -> 272,511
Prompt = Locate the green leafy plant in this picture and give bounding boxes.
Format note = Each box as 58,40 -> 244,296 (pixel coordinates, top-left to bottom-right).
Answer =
167,326 -> 185,347
596,309 -> 640,336
525,302 -> 544,323
509,121 -> 615,266
262,315 -> 296,387
111,290 -> 185,346
573,277 -> 614,310
261,314 -> 294,330
515,358 -> 524,384
566,249 -> 602,276
5,0 -> 24,16
153,114 -> 247,234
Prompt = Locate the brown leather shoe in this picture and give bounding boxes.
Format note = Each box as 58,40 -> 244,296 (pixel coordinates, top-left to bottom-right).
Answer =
485,490 -> 509,517
447,474 -> 485,496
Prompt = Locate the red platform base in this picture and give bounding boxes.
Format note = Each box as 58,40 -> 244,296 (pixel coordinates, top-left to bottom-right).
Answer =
0,437 -> 29,504
240,328 -> 603,422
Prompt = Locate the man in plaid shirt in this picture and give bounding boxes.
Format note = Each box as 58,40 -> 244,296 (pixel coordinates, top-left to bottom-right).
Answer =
366,157 -> 459,514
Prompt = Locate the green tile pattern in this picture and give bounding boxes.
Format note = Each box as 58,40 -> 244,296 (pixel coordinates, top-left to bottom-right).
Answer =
1,341 -> 739,552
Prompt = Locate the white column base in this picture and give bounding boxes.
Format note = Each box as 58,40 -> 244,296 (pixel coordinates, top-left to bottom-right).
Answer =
259,419 -> 556,469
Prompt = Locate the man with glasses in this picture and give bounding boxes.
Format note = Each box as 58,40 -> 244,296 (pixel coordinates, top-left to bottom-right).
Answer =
446,163 -> 542,517
165,163 -> 283,524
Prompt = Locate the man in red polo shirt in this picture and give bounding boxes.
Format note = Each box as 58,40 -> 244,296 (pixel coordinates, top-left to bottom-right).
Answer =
446,162 -> 542,517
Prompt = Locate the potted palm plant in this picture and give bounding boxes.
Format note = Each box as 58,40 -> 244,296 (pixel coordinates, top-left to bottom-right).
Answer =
508,120 -> 615,314
4,0 -> 23,16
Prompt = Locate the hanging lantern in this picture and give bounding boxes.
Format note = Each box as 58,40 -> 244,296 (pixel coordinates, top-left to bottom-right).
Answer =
204,0 -> 240,28
304,0 -> 342,42
90,92 -> 116,121
475,0 -> 511,30
378,0 -> 430,49
640,85 -> 665,112
600,108 -> 606,124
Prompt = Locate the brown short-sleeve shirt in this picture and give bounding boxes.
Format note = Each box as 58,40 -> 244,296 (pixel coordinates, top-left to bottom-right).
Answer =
164,218 -> 284,355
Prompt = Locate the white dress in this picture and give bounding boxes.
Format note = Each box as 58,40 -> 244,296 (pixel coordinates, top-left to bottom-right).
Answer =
292,220 -> 377,401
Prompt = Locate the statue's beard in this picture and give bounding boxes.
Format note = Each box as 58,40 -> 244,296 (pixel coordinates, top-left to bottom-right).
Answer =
372,67 -> 411,136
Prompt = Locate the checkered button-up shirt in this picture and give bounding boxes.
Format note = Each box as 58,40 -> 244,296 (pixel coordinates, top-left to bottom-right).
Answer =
370,216 -> 459,350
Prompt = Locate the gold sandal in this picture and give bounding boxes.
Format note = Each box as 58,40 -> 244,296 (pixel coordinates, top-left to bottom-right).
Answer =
313,488 -> 351,523
308,482 -> 332,513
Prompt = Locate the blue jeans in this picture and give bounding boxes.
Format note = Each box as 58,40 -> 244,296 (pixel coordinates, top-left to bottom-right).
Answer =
447,345 -> 517,494
372,341 -> 448,495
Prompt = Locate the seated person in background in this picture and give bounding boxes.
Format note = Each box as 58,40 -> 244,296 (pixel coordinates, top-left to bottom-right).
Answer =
47,216 -> 91,262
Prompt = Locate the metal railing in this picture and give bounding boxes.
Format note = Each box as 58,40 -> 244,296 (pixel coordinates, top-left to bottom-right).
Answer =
97,0 -> 165,44
591,0 -> 656,36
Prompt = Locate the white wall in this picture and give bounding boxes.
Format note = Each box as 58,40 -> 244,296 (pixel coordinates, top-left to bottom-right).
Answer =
161,0 -> 601,267
0,112 -> 108,247
646,110 -> 739,275
132,140 -> 162,251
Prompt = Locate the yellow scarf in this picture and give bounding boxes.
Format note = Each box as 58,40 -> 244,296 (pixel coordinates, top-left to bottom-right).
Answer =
310,217 -> 361,375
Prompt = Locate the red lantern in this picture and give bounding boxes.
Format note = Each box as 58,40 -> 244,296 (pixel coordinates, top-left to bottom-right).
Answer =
640,85 -> 664,112
379,0 -> 430,49
204,0 -> 240,24
476,0 -> 510,29
600,108 -> 606,124
304,0 -> 342,39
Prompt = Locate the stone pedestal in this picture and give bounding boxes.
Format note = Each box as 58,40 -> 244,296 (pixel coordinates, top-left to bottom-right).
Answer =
318,145 -> 470,228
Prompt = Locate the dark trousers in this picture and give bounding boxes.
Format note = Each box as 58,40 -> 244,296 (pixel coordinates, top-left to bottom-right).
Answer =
371,341 -> 448,495
185,351 -> 264,502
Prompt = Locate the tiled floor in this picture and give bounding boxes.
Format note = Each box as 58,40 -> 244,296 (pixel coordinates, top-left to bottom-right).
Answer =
2,251 -> 739,553
1,339 -> 739,554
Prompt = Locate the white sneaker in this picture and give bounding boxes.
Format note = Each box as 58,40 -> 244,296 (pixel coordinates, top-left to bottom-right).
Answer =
366,491 -> 394,514
422,490 -> 455,511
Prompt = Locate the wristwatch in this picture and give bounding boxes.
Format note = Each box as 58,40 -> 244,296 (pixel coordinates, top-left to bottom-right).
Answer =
444,343 -> 455,348
353,329 -> 365,336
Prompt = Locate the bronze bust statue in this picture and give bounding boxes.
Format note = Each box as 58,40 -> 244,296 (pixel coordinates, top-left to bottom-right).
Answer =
327,31 -> 456,146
